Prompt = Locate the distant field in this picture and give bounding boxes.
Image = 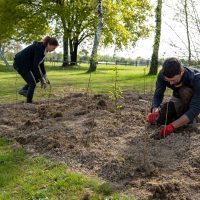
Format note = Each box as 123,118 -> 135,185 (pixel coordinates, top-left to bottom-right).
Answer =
0,61 -> 160,104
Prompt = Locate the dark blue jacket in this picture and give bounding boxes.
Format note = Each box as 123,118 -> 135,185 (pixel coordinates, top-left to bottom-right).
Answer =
14,42 -> 46,79
153,67 -> 200,121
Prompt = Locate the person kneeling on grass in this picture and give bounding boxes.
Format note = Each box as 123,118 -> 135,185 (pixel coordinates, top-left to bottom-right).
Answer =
147,57 -> 200,139
13,36 -> 59,103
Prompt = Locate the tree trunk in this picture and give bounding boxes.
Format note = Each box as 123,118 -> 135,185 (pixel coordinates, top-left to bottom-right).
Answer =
88,0 -> 103,72
61,16 -> 69,67
69,39 -> 78,65
149,0 -> 162,75
62,34 -> 69,67
0,45 -> 10,71
184,0 -> 191,65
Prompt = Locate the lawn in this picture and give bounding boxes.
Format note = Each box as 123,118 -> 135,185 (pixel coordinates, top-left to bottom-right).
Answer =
0,61 -> 159,104
0,138 -> 135,200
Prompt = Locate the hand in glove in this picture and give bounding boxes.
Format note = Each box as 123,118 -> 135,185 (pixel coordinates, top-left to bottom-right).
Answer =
147,112 -> 160,124
40,77 -> 47,89
43,75 -> 50,84
160,123 -> 175,138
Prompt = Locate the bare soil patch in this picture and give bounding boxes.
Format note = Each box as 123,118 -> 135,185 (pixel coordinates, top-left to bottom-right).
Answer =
0,92 -> 199,199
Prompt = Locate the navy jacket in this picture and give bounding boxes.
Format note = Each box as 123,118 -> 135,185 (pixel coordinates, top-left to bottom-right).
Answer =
14,42 -> 46,79
153,67 -> 200,121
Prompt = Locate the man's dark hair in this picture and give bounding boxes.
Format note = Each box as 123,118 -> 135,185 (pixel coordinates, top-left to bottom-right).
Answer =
162,57 -> 183,78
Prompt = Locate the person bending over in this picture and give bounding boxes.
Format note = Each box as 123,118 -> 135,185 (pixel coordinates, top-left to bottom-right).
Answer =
148,57 -> 200,138
14,36 -> 59,103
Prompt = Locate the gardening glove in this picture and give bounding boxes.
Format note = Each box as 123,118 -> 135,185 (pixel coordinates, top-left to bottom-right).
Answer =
40,77 -> 47,89
147,112 -> 160,124
43,74 -> 50,84
159,123 -> 175,138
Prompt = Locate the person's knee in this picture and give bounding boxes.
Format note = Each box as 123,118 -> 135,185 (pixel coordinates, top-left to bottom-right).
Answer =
28,82 -> 37,89
179,86 -> 193,103
179,86 -> 193,113
157,101 -> 177,125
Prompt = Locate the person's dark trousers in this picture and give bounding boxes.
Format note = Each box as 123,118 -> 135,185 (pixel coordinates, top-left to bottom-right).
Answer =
157,86 -> 193,125
20,71 -> 37,103
157,101 -> 177,125
21,84 -> 29,91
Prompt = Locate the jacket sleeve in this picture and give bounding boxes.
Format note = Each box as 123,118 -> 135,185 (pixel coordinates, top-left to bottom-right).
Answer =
185,77 -> 200,121
152,72 -> 166,108
39,62 -> 46,76
32,46 -> 44,79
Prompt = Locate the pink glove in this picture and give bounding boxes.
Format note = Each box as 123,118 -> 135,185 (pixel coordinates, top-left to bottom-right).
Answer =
147,112 -> 160,124
160,123 -> 175,138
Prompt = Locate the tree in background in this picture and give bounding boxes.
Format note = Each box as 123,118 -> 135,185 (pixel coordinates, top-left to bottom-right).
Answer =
167,0 -> 200,64
184,0 -> 191,65
102,0 -> 152,53
79,49 -> 89,61
0,0 -> 22,44
0,0 -> 152,68
149,0 -> 162,75
88,0 -> 103,72
44,0 -> 152,67
0,0 -> 49,44
24,0 -> 98,67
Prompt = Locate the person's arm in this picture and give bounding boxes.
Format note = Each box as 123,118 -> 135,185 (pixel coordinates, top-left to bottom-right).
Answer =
171,114 -> 190,128
147,72 -> 167,124
39,62 -> 46,76
32,46 -> 44,79
39,61 -> 51,84
152,72 -> 167,111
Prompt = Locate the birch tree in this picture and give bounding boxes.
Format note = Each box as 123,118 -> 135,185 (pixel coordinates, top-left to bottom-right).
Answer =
167,0 -> 200,64
184,0 -> 191,64
149,0 -> 162,75
88,0 -> 103,72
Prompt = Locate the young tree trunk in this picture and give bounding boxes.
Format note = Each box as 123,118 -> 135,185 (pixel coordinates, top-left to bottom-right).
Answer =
149,0 -> 162,75
62,34 -> 69,67
184,0 -> 191,65
69,39 -> 79,65
0,44 -> 10,71
87,0 -> 103,72
61,16 -> 69,67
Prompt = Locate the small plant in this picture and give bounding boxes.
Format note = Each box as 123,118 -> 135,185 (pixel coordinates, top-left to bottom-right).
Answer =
86,70 -> 92,95
139,99 -> 151,176
109,66 -> 123,112
85,67 -> 96,146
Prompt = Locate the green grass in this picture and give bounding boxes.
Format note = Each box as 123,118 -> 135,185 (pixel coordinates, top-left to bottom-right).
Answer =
0,61 -> 159,104
0,138 -> 136,200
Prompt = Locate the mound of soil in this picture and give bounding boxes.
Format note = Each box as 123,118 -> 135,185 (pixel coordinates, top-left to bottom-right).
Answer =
0,92 -> 199,200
